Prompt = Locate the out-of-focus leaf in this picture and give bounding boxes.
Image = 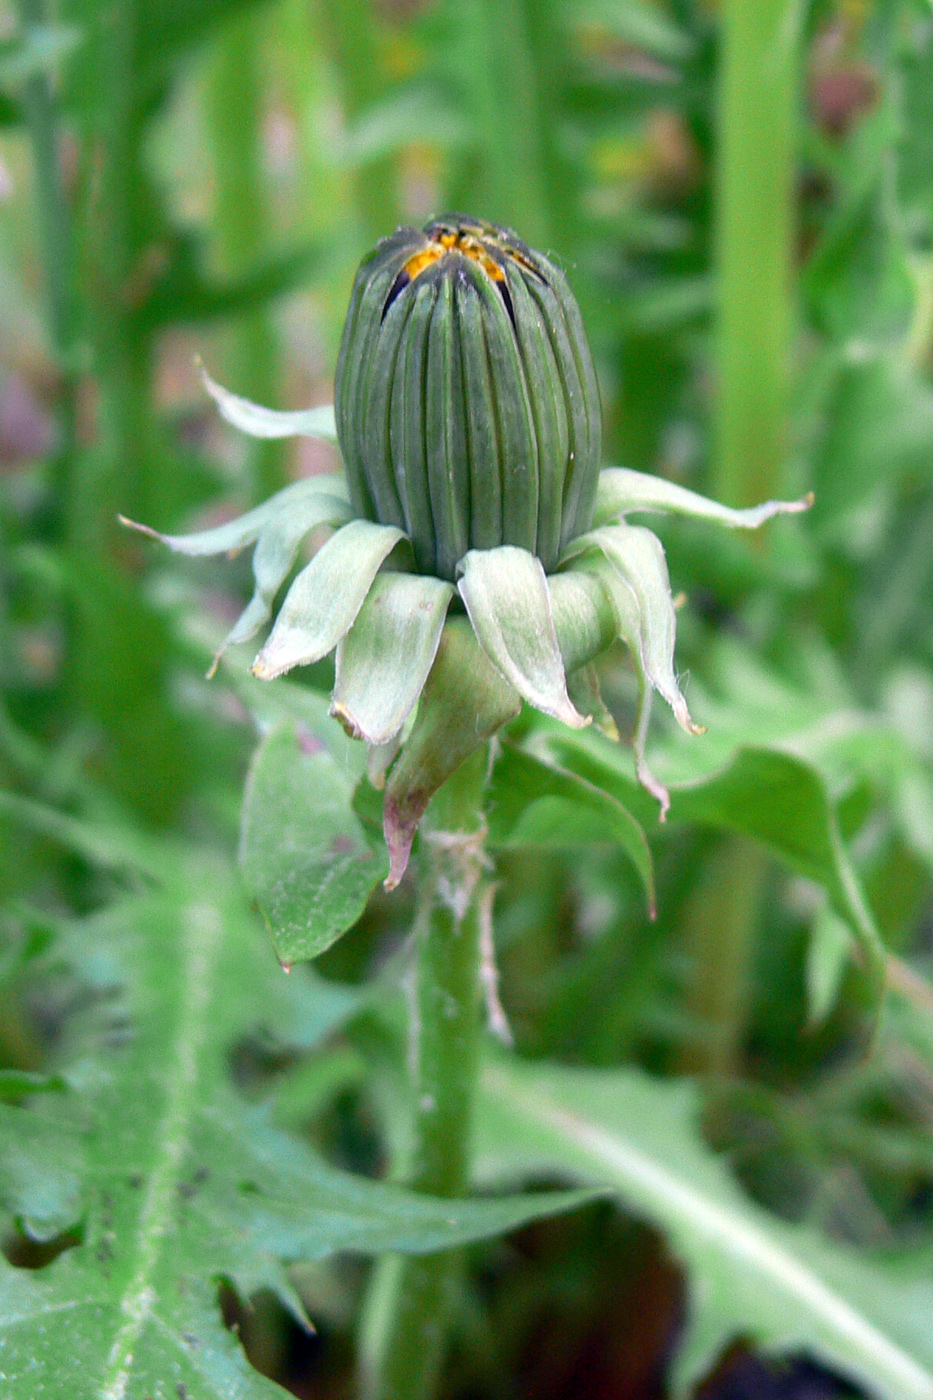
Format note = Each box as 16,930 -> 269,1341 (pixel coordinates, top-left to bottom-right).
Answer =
239,721 -> 388,963
0,24 -> 82,84
487,742 -> 655,915
134,0 -> 264,90
806,902 -> 856,1027
575,0 -> 693,65
476,1056 -> 933,1400
809,353 -> 933,530
804,104 -> 914,344
341,82 -> 471,164
0,789 -> 166,881
532,726 -> 886,1002
140,236 -> 326,327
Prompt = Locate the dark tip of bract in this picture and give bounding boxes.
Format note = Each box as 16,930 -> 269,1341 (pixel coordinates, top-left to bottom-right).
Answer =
382,268 -> 411,321
496,278 -> 517,330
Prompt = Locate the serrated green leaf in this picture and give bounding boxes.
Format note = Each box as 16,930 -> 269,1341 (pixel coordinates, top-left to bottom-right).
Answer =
0,867 -> 596,1399
487,743 -> 655,915
253,520 -> 404,680
201,367 -> 339,441
332,572 -> 454,745
458,546 -> 586,727
477,1056 -> 933,1400
239,721 -> 388,963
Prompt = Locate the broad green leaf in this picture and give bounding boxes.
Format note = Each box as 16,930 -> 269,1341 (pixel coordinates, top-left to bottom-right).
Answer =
533,728 -> 887,1001
487,743 -> 655,915
253,520 -> 404,679
477,1056 -> 933,1400
332,572 -> 454,745
593,466 -> 812,531
458,546 -> 586,727
120,474 -> 348,557
239,721 -> 387,963
383,618 -> 521,889
201,366 -> 339,441
0,868 -> 596,1400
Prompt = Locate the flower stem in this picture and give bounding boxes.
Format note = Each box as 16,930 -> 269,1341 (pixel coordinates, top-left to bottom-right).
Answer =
361,748 -> 489,1400
713,0 -> 800,507
207,9 -> 284,504
15,0 -> 79,536
678,836 -> 768,1078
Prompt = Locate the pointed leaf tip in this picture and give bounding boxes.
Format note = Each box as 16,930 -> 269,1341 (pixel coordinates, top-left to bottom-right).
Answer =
594,467 -> 815,531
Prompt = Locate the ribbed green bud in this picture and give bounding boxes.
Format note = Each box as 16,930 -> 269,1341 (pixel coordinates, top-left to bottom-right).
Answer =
334,215 -> 601,582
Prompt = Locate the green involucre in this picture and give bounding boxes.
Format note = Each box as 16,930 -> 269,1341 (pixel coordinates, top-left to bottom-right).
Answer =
334,214 -> 601,580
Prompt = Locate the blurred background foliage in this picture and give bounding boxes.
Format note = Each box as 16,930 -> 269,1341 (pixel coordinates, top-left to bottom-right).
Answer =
1,0 -> 933,1396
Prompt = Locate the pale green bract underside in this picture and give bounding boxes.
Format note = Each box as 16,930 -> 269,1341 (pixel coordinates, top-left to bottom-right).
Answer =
123,379 -> 810,810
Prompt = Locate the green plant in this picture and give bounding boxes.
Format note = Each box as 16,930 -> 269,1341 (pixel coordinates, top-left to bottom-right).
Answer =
2,2 -> 933,1399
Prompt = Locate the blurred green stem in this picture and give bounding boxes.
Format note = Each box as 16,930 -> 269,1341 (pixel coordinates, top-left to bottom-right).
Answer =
16,0 -> 79,535
361,748 -> 489,1400
453,0 -> 555,253
680,837 -> 767,1078
207,8 -> 283,503
73,0 -> 151,550
314,0 -> 397,243
713,0 -> 799,506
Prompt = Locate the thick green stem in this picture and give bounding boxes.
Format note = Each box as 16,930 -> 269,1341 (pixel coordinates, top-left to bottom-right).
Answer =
16,0 -> 80,536
713,0 -> 799,507
679,837 -> 768,1078
313,0 -> 397,244
207,9 -> 283,503
361,749 -> 489,1400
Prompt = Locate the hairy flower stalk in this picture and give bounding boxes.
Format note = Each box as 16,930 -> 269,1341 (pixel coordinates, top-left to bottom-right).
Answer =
123,212 -> 810,1400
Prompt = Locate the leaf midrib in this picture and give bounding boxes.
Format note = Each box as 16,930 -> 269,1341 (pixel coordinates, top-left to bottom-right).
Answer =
97,898 -> 222,1400
483,1064 -> 933,1400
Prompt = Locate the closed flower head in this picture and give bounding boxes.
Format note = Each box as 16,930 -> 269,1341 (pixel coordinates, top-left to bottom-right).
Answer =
335,216 -> 601,581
